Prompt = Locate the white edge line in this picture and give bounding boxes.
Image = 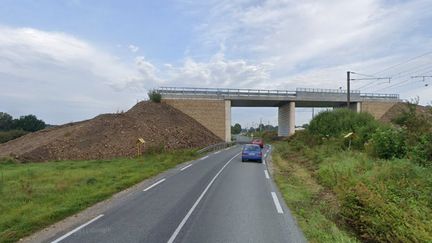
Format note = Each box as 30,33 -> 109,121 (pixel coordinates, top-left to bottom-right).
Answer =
263,159 -> 266,165
214,151 -> 220,154
199,155 -> 209,160
167,152 -> 240,243
143,178 -> 166,192
180,164 -> 193,171
224,147 -> 230,151
51,214 -> 104,243
271,192 -> 284,214
264,169 -> 270,179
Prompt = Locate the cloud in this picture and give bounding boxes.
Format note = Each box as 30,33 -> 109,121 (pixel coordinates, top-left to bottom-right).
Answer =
0,25 -> 272,124
0,25 -> 158,123
187,0 -> 432,94
165,52 -> 272,88
128,44 -> 139,53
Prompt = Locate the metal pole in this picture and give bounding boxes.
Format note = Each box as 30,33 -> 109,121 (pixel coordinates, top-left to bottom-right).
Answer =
347,71 -> 351,108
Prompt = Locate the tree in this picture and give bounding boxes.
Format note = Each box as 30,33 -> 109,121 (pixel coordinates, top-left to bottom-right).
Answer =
13,115 -> 46,132
231,123 -> 242,134
0,112 -> 13,131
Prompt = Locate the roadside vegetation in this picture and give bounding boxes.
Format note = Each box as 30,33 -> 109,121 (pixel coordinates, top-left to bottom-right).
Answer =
0,149 -> 198,243
0,112 -> 46,144
272,104 -> 432,242
147,90 -> 162,103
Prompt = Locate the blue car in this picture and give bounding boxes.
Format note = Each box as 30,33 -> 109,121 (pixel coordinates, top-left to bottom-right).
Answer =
241,144 -> 262,163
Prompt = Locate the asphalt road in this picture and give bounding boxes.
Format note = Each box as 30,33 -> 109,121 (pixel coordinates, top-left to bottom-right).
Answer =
47,145 -> 306,243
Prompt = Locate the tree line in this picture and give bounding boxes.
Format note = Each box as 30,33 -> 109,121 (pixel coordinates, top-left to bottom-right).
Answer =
0,112 -> 46,143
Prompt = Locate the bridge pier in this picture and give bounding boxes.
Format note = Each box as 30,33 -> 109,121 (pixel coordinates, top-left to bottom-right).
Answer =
278,102 -> 295,137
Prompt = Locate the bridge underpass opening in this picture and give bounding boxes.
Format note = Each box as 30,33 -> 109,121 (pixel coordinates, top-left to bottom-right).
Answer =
231,106 -> 335,138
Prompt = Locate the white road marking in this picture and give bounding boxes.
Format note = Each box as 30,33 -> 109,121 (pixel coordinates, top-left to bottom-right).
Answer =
264,170 -> 270,179
214,151 -> 221,154
199,155 -> 209,160
143,178 -> 166,192
271,192 -> 284,214
180,164 -> 193,171
167,153 -> 240,243
51,214 -> 104,243
263,159 -> 266,165
224,147 -> 230,151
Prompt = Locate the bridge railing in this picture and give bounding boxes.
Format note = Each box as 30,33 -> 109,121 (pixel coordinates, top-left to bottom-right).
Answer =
360,93 -> 400,99
296,87 -> 361,93
157,87 -> 296,97
157,87 -> 400,101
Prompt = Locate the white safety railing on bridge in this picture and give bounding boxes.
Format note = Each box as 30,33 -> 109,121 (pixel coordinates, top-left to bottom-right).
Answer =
157,87 -> 400,101
157,87 -> 297,97
296,87 -> 361,94
360,93 -> 400,99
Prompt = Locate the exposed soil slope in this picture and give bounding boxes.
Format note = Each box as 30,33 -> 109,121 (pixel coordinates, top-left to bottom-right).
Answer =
380,102 -> 431,123
0,102 -> 222,162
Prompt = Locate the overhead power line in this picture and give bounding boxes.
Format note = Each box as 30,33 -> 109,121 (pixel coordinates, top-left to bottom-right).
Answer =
372,50 -> 432,76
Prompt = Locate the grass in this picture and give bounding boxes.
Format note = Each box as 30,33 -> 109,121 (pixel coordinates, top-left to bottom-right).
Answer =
0,150 -> 198,243
272,139 -> 432,242
272,142 -> 358,243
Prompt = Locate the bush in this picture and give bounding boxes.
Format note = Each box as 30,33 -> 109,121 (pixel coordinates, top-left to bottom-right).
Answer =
148,90 -> 162,103
410,133 -> 432,167
0,130 -> 28,143
369,127 -> 406,159
308,109 -> 379,149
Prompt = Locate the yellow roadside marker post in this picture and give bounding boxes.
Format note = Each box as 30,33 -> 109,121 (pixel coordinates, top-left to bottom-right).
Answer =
344,132 -> 354,150
137,138 -> 146,157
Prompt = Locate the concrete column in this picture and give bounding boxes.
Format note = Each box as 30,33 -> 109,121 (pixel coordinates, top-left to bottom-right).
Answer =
278,102 -> 295,136
348,102 -> 361,113
224,100 -> 231,142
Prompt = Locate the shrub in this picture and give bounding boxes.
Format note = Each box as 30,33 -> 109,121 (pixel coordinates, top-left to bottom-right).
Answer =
308,109 -> 379,149
369,127 -> 406,159
410,133 -> 432,167
0,129 -> 28,143
148,90 -> 162,103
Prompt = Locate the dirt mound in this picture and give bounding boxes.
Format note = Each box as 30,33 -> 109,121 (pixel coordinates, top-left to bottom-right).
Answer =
0,102 -> 222,162
380,102 -> 431,123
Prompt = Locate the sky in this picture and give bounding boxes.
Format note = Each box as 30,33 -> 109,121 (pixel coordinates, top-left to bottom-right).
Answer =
1,0 -> 432,127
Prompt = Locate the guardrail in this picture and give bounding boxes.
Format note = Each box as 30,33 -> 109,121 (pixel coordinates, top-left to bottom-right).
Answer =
157,87 -> 400,101
360,93 -> 400,99
296,87 -> 360,93
197,142 -> 236,154
157,87 -> 296,97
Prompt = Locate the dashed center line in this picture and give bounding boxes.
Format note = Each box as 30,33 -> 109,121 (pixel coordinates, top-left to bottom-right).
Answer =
271,192 -> 284,214
143,178 -> 166,192
199,155 -> 209,160
180,164 -> 193,171
264,170 -> 270,179
51,214 -> 104,243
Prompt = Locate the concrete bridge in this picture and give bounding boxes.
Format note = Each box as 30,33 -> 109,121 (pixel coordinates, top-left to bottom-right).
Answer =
156,87 -> 400,142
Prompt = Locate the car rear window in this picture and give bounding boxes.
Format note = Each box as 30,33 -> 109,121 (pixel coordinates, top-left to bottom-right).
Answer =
244,145 -> 260,151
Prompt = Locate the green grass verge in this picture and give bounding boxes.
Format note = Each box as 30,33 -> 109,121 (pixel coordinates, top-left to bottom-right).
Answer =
272,139 -> 432,242
0,150 -> 198,243
272,142 -> 358,243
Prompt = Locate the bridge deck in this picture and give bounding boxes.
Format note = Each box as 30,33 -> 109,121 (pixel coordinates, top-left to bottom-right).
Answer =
157,87 -> 400,107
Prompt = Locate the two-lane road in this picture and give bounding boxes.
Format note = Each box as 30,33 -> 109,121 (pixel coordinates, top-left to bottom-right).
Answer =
48,145 -> 305,243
